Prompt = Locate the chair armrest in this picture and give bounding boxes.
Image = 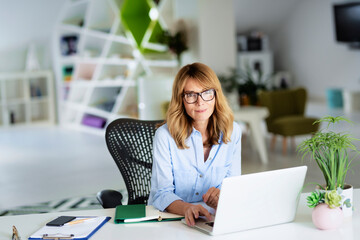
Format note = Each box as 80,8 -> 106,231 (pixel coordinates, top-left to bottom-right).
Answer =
96,189 -> 123,209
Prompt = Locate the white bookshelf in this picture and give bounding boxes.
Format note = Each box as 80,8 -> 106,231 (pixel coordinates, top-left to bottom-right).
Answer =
53,0 -> 178,134
0,71 -> 55,127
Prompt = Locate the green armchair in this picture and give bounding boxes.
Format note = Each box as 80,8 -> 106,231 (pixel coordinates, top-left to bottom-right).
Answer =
258,88 -> 319,154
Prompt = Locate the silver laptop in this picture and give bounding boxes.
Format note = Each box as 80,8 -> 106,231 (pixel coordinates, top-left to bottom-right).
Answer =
183,166 -> 307,235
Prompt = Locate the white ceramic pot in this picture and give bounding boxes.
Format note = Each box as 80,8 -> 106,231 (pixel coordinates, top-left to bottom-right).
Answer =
312,203 -> 344,230
341,184 -> 353,217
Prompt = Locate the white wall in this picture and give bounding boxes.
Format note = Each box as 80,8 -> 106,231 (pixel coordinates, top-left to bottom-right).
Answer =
174,0 -> 237,74
198,0 -> 237,74
273,0 -> 360,100
0,0 -> 64,72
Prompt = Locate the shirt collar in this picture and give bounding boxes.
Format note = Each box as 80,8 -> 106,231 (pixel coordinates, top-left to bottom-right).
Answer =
189,127 -> 223,144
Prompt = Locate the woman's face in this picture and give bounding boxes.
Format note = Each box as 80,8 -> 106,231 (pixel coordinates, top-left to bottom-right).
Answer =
183,78 -> 215,125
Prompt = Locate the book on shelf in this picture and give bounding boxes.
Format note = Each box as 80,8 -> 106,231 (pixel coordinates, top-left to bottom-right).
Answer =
114,204 -> 184,224
61,35 -> 78,56
62,66 -> 74,82
82,114 -> 107,129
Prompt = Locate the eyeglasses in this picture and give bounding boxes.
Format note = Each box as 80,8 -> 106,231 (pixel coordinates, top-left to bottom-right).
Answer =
183,89 -> 215,104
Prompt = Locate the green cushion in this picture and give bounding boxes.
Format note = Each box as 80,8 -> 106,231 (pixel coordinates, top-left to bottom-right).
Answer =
269,115 -> 319,136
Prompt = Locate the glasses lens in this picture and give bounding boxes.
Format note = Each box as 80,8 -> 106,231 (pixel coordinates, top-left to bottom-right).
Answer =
201,89 -> 215,101
184,93 -> 198,103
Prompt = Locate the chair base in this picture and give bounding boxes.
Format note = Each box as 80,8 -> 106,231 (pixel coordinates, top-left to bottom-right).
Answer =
96,189 -> 123,209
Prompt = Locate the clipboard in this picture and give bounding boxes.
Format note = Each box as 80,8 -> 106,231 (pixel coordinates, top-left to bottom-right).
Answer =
28,216 -> 110,240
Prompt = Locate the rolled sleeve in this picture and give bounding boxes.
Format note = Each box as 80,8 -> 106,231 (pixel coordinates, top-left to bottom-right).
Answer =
229,122 -> 242,177
148,127 -> 182,211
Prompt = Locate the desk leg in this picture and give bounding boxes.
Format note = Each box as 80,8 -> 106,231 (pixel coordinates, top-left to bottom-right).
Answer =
248,119 -> 268,164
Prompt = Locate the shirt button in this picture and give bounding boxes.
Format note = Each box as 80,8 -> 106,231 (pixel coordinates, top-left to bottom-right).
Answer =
200,174 -> 203,178
196,192 -> 199,195
208,157 -> 212,161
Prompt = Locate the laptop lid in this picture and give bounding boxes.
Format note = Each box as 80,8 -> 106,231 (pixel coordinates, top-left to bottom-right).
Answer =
194,166 -> 307,235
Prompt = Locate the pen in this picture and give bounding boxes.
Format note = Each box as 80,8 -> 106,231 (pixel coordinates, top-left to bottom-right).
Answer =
65,218 -> 95,226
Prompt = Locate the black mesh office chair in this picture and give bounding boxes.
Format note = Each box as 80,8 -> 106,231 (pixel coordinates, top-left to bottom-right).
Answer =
96,118 -> 163,208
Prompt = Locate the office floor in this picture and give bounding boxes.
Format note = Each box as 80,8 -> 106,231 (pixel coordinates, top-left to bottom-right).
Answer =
1,102 -> 360,210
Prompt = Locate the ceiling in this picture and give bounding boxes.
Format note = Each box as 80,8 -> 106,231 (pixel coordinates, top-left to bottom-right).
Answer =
233,0 -> 299,35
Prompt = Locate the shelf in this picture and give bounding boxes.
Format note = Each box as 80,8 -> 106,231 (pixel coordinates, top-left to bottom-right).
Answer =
67,85 -> 88,103
0,70 -> 55,127
86,0 -> 115,33
74,62 -> 97,80
3,103 -> 26,125
61,0 -> 87,27
4,78 -> 25,101
53,0 -> 177,134
97,64 -> 130,81
84,28 -> 111,40
88,86 -> 121,112
106,41 -> 134,59
93,79 -> 135,87
82,34 -> 107,58
59,24 -> 83,35
30,101 -> 50,122
30,96 -> 50,104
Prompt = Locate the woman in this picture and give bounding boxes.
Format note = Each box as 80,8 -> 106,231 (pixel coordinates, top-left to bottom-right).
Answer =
148,62 -> 242,226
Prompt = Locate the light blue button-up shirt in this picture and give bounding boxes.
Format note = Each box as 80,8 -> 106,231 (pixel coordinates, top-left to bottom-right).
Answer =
148,122 -> 242,211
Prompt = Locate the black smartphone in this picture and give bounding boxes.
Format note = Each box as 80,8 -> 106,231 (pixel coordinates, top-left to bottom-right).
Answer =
46,216 -> 76,226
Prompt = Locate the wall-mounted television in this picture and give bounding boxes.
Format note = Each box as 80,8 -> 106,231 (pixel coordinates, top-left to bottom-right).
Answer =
333,2 -> 360,47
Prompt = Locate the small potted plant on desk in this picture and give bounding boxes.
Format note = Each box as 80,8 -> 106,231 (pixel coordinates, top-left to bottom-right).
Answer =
298,115 -> 359,228
307,189 -> 345,230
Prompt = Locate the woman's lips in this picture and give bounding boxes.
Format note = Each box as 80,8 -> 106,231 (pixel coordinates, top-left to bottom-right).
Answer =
195,109 -> 207,113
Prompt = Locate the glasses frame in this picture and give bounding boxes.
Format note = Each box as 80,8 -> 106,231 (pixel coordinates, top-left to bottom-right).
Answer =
183,89 -> 216,104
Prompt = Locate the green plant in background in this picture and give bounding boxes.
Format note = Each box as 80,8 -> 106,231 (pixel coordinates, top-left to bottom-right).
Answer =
237,62 -> 269,105
298,116 -> 360,190
218,62 -> 273,105
158,29 -> 188,63
218,68 -> 239,93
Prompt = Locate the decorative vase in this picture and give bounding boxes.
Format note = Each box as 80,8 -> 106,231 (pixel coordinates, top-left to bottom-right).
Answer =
341,184 -> 353,217
312,203 -> 344,230
316,184 -> 354,217
239,94 -> 249,106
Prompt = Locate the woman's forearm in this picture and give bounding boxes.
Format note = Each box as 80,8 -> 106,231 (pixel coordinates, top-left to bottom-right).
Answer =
165,200 -> 193,215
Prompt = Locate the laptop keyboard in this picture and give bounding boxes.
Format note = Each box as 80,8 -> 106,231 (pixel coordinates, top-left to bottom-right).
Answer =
205,222 -> 214,227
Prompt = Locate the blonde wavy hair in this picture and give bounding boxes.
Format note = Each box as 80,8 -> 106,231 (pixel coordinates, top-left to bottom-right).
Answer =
165,62 -> 234,149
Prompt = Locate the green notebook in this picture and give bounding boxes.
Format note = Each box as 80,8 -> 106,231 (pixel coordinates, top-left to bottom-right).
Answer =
114,204 -> 184,224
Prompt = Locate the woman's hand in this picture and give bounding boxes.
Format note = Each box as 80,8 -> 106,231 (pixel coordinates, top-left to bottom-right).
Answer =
202,187 -> 220,209
184,204 -> 212,227
166,200 -> 212,227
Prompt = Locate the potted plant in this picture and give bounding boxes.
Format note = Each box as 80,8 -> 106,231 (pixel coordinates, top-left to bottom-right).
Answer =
297,115 -> 359,217
158,20 -> 188,65
218,62 -> 271,106
307,188 -> 344,230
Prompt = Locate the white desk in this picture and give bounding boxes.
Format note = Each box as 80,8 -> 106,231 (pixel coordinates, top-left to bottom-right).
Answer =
1,190 -> 359,240
234,106 -> 269,164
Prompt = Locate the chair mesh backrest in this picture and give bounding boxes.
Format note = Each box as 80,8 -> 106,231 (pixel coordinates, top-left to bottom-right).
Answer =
106,118 -> 163,205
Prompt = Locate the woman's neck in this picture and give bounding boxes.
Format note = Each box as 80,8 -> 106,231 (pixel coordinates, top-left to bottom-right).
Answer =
193,120 -> 209,144
193,121 -> 208,135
